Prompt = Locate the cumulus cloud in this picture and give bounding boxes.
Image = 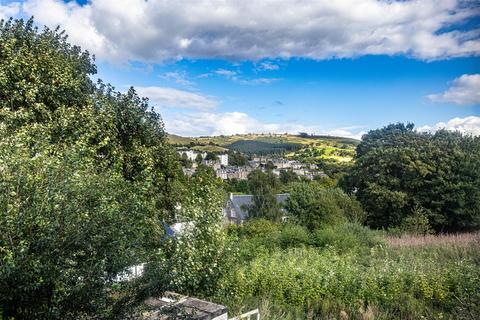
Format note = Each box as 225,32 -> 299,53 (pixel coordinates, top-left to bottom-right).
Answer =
164,110 -> 364,138
164,111 -> 318,136
428,74 -> 480,105
418,116 -> 480,136
327,126 -> 367,140
0,2 -> 20,20
135,86 -> 218,110
13,0 -> 480,63
214,69 -> 237,77
160,71 -> 194,87
257,61 -> 280,71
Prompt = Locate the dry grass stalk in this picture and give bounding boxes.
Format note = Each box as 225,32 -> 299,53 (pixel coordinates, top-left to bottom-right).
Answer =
387,232 -> 480,247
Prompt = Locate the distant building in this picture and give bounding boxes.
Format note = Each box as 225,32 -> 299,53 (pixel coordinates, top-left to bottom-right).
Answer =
177,150 -> 206,161
218,153 -> 228,166
223,192 -> 290,224
216,166 -> 252,180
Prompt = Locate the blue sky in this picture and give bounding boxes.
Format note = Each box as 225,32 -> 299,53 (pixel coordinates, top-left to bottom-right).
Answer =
1,0 -> 479,138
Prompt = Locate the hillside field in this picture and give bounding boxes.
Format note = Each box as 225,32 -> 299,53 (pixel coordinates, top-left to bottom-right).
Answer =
167,133 -> 359,162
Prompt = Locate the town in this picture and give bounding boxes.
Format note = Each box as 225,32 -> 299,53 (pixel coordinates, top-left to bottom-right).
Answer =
177,149 -> 326,181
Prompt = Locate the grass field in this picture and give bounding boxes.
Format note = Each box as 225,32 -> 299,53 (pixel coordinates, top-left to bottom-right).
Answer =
167,133 -> 358,162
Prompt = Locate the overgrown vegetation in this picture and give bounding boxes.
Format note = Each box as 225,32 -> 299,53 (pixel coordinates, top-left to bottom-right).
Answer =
214,221 -> 480,320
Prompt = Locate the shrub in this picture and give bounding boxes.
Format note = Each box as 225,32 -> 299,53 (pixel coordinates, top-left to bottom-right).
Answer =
285,183 -> 364,230
274,224 -> 311,249
312,223 -> 384,253
400,206 -> 433,236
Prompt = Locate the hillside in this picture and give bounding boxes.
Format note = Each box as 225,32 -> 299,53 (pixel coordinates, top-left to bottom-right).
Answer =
167,133 -> 359,162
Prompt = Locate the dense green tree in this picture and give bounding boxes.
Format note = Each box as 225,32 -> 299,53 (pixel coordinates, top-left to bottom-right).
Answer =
285,182 -> 364,230
279,169 -> 298,184
180,152 -> 193,168
195,153 -> 203,164
205,152 -> 219,161
0,18 -> 182,318
0,18 -> 95,131
228,150 -> 247,166
225,178 -> 249,194
246,169 -> 281,220
344,123 -> 480,231
0,135 -> 160,319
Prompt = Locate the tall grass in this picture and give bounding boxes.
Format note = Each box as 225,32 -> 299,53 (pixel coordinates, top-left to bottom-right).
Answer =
387,232 -> 480,247
214,222 -> 480,320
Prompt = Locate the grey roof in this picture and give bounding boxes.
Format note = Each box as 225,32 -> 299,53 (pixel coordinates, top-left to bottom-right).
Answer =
229,193 -> 289,221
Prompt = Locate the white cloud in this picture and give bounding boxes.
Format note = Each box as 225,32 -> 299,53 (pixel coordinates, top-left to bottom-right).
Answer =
418,116 -> 480,136
257,61 -> 280,71
236,77 -> 282,85
12,0 -> 480,63
135,86 -> 218,110
327,126 -> 367,140
214,69 -> 237,77
428,74 -> 480,105
164,110 -> 364,138
0,2 -> 20,20
200,68 -> 281,85
165,111 -> 318,136
160,71 -> 194,87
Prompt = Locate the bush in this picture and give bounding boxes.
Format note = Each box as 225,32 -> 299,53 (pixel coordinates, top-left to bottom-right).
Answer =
312,223 -> 384,253
400,206 -> 433,236
273,224 -> 311,249
285,183 -> 364,230
236,219 -> 281,238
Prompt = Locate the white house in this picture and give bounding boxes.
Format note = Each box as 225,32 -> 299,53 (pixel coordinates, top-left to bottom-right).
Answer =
178,150 -> 207,161
218,153 -> 229,166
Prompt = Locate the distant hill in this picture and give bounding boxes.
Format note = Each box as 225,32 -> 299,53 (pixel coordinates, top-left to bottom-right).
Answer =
166,133 -> 359,162
228,140 -> 302,155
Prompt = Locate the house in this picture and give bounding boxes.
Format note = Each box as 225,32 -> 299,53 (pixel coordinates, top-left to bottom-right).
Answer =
218,153 -> 229,166
215,166 -> 252,180
223,192 -> 290,224
177,150 -> 207,162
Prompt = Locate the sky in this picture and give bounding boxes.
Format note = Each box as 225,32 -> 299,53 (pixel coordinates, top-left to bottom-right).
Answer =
1,0 -> 479,138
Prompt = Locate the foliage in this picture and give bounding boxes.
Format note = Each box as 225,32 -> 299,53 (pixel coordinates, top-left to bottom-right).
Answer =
246,169 -> 282,221
279,169 -> 298,184
285,183 -> 364,230
144,165 -> 234,298
215,237 -> 480,319
195,153 -> 203,164
344,123 -> 480,232
0,18 -> 95,131
0,18 -> 183,319
0,134 -> 160,319
205,152 -> 219,161
180,153 -> 193,168
225,178 -> 249,194
228,150 -> 248,166
400,205 -> 433,236
312,223 -> 384,253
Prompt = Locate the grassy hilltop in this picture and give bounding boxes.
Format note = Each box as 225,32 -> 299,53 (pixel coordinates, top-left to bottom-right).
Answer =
167,133 -> 359,162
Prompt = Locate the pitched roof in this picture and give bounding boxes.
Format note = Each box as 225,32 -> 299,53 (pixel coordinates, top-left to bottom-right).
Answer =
229,193 -> 289,221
